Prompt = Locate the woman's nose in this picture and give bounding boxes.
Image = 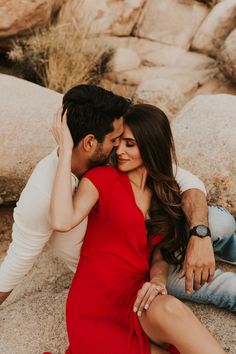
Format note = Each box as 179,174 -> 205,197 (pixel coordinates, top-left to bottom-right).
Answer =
116,142 -> 123,156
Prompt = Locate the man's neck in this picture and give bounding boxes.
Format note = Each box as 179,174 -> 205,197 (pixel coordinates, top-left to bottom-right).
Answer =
71,149 -> 88,178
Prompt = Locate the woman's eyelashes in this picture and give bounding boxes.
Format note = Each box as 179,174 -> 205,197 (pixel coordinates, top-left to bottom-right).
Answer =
126,142 -> 135,147
122,139 -> 136,147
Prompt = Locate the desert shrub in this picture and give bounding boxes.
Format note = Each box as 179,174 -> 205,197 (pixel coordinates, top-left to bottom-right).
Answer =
8,22 -> 113,93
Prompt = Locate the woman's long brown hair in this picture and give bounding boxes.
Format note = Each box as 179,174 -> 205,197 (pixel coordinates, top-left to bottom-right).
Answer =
123,104 -> 188,266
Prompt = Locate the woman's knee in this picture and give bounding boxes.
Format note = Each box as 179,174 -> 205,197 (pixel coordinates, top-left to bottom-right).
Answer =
147,295 -> 189,325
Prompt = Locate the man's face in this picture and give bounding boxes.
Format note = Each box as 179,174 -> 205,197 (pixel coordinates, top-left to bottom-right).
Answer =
88,117 -> 124,168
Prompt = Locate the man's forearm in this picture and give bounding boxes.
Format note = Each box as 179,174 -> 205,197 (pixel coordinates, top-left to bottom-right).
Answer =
0,291 -> 12,305
180,188 -> 215,293
181,189 -> 208,228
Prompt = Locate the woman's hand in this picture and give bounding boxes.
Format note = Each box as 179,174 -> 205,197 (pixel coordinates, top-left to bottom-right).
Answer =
51,108 -> 74,152
133,281 -> 167,317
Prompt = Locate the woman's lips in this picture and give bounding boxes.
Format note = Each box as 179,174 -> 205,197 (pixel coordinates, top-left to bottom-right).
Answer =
117,157 -> 129,163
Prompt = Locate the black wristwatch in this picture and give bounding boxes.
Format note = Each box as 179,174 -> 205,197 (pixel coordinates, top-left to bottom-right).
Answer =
189,225 -> 211,238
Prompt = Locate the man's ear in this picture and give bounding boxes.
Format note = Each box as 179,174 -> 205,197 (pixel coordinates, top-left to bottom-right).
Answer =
82,134 -> 98,152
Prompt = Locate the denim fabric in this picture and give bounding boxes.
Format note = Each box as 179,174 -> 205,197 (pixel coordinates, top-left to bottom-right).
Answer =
167,206 -> 236,313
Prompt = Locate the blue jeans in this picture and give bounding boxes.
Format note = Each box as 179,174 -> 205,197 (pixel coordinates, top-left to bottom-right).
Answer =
167,206 -> 236,313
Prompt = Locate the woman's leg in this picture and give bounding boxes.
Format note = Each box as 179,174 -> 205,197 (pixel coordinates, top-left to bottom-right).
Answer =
139,295 -> 225,354
150,342 -> 169,354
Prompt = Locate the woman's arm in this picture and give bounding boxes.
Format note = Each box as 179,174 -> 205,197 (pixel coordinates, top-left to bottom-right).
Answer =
50,110 -> 98,232
133,247 -> 168,317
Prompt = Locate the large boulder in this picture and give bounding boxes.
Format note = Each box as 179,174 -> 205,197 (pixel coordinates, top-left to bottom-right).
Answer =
0,0 -> 65,41
172,94 -> 236,215
108,48 -> 141,72
87,36 -> 217,70
106,66 -> 219,95
218,28 -> 236,83
134,0 -> 209,50
192,0 -> 236,57
58,0 -> 145,36
133,79 -> 186,120
0,74 -> 60,205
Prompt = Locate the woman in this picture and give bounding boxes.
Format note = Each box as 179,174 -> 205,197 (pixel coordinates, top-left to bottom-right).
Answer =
50,104 -> 225,354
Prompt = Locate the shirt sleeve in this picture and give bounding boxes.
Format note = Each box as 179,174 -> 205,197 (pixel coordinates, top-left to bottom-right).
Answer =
0,184 -> 52,292
173,165 -> 206,195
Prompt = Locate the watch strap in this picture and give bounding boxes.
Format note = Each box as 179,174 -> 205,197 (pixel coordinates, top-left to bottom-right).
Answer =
189,225 -> 211,238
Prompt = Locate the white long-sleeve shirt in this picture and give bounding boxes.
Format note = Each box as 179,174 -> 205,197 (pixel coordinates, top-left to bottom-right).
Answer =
0,149 -> 206,292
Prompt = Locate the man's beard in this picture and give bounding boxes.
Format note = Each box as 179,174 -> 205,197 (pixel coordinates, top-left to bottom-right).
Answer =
88,145 -> 111,169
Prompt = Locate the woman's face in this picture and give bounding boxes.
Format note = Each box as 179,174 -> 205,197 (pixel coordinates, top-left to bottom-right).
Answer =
116,124 -> 144,172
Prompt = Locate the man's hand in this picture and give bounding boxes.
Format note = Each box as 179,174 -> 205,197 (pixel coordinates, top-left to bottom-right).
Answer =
179,236 -> 215,293
0,291 -> 12,305
180,188 -> 215,293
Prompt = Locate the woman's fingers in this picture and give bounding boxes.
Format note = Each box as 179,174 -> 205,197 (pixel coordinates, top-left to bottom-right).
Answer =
141,284 -> 167,313
133,282 -> 150,314
133,282 -> 167,317
51,108 -> 74,150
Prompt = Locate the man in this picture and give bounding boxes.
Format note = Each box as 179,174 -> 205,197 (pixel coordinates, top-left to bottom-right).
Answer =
0,84 -> 235,311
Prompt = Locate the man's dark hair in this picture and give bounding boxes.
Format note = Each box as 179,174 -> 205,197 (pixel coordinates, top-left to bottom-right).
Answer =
62,84 -> 131,146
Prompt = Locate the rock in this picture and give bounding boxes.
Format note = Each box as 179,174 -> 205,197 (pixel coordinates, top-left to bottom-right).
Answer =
172,94 -> 236,215
87,35 -> 216,69
58,0 -> 145,36
173,51 -> 217,70
192,0 -> 236,57
106,66 -> 219,95
194,76 -> 236,96
89,35 -> 217,70
134,0 -> 209,50
142,47 -> 217,71
0,74 -> 60,205
100,79 -> 137,99
133,79 -> 186,120
0,0 -> 65,39
108,48 -> 141,72
218,28 -> 236,83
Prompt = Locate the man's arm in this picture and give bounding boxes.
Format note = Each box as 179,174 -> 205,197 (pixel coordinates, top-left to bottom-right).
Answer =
174,166 -> 215,293
0,183 -> 52,305
180,189 -> 215,293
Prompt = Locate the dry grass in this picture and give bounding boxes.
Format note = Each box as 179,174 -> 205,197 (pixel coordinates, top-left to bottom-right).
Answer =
8,20 -> 113,93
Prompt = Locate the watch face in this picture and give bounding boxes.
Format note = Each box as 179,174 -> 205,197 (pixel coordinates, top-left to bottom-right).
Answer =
196,225 -> 208,236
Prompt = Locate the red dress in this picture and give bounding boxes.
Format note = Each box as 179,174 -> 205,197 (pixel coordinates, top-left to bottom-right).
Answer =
65,166 -> 179,354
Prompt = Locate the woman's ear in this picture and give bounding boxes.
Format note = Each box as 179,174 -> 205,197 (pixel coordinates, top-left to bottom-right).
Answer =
83,134 -> 98,152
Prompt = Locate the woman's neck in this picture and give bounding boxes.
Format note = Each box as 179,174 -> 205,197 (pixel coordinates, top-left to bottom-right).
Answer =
127,167 -> 148,191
